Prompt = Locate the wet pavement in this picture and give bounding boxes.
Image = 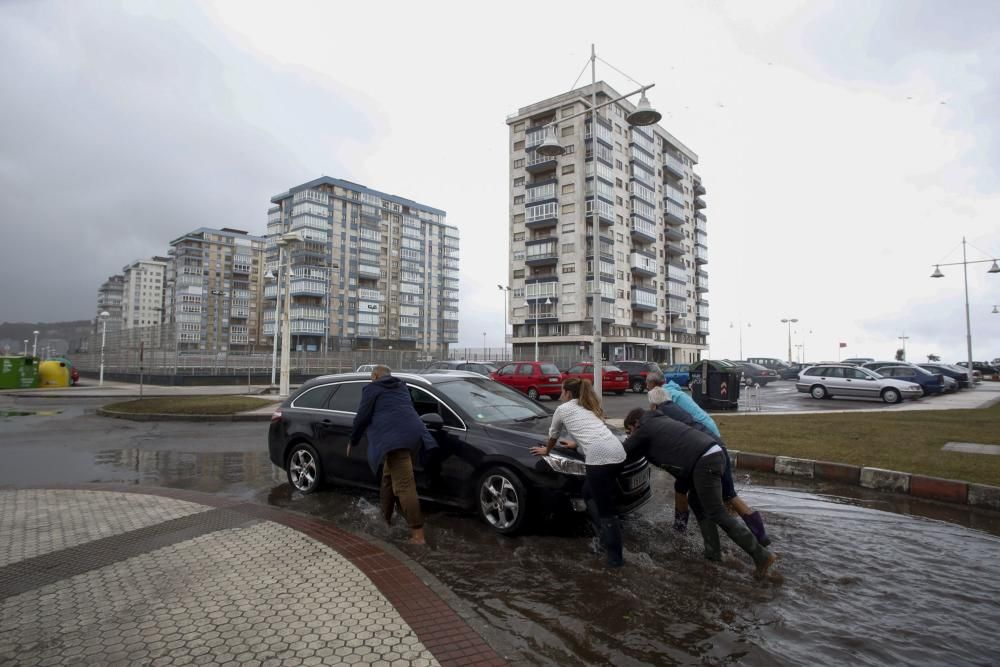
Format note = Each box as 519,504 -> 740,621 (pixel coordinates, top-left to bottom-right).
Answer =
2,395 -> 1000,665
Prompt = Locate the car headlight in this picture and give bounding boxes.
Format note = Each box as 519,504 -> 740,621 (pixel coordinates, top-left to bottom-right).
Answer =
542,451 -> 587,476
908,384 -> 921,390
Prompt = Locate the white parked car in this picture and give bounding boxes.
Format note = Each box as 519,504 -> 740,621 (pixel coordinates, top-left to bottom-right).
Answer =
355,364 -> 377,373
795,364 -> 922,404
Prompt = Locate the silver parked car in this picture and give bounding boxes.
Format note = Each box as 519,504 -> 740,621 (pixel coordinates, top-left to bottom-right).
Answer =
795,364 -> 923,404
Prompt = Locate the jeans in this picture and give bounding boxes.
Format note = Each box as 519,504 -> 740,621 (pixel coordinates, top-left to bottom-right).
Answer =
688,452 -> 770,566
675,446 -> 737,501
380,449 -> 423,530
583,462 -> 624,567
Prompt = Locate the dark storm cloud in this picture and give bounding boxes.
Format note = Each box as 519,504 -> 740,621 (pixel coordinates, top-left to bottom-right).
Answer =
0,2 -> 373,321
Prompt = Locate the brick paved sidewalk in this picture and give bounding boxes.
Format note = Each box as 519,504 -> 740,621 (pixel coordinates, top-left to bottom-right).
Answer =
0,488 -> 505,667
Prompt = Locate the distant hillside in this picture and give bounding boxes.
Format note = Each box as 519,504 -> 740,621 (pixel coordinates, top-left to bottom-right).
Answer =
0,320 -> 93,355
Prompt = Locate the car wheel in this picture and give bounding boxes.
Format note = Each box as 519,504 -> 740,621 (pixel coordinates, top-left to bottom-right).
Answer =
881,388 -> 902,404
286,442 -> 323,494
527,387 -> 540,401
631,380 -> 644,393
476,467 -> 528,535
810,384 -> 828,400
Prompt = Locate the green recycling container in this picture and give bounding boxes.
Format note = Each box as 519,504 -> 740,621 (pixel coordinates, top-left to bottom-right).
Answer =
0,356 -> 40,389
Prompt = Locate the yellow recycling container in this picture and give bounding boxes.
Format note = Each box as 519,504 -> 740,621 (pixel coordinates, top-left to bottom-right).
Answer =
38,360 -> 71,387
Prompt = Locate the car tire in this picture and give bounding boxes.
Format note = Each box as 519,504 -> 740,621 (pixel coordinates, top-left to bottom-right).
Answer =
631,380 -> 644,393
475,467 -> 528,535
527,387 -> 540,401
809,385 -> 828,400
881,388 -> 902,404
286,442 -> 323,494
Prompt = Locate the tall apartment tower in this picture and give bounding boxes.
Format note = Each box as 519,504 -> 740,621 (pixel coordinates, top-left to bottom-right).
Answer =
165,228 -> 266,352
265,177 -> 459,355
95,274 -> 125,336
121,258 -> 167,329
506,82 -> 709,365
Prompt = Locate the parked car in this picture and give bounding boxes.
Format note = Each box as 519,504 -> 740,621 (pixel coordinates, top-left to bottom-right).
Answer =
616,360 -> 662,393
562,362 -> 629,395
956,361 -> 999,376
356,364 -> 377,373
841,357 -> 876,367
424,360 -> 498,378
941,376 -> 959,393
862,360 -> 910,373
795,364 -> 922,404
918,363 -> 972,389
490,361 -> 564,400
778,362 -> 809,380
746,357 -> 791,372
733,361 -> 779,386
872,365 -> 946,396
267,372 -> 652,534
661,363 -> 691,387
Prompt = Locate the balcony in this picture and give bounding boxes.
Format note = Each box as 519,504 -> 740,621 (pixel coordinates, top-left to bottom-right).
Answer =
229,334 -> 249,345
696,273 -> 708,292
263,285 -> 277,299
525,202 -> 559,230
695,246 -> 708,264
695,216 -> 707,234
289,279 -> 326,296
666,263 -> 688,283
358,263 -> 381,279
665,200 -> 685,226
230,308 -> 250,319
695,196 -> 706,210
290,319 -> 325,335
525,248 -> 558,266
632,314 -> 658,329
667,296 -> 686,315
663,153 -> 685,179
358,288 -> 382,301
664,226 -> 684,242
629,253 -> 658,277
585,198 -> 615,227
629,216 -> 656,244
630,286 -> 657,312
526,151 -> 558,174
693,180 -> 706,196
291,307 -> 326,321
665,242 -> 685,257
664,184 -> 684,205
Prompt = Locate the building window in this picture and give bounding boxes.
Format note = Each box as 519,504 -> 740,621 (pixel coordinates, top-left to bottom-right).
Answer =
514,177 -> 524,187
561,264 -> 575,274
562,223 -> 575,233
561,105 -> 575,117
561,125 -> 575,137
561,243 -> 574,253
514,195 -> 524,204
561,203 -> 575,214
514,158 -> 525,168
513,269 -> 524,278
561,164 -> 575,175
513,232 -> 525,241
514,121 -> 525,132
514,140 -> 524,150
561,183 -> 575,194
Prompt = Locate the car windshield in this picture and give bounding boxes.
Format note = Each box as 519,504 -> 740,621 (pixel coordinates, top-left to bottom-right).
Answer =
604,365 -> 622,372
540,363 -> 561,375
434,377 -> 550,424
910,366 -> 932,376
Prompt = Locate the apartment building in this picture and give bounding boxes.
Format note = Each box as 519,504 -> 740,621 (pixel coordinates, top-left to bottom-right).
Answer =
95,274 -> 124,336
121,258 -> 167,330
506,82 -> 709,364
165,228 -> 266,352
265,177 -> 459,356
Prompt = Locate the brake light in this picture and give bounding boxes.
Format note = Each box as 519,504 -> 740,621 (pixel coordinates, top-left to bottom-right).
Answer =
270,409 -> 283,423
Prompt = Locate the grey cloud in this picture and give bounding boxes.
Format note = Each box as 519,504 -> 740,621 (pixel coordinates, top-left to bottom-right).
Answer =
0,2 -> 374,321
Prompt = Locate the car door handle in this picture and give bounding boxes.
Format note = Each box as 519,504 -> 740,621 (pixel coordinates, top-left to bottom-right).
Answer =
321,418 -> 332,424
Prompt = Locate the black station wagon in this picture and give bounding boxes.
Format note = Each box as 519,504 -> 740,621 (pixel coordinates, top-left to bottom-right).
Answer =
267,371 -> 651,534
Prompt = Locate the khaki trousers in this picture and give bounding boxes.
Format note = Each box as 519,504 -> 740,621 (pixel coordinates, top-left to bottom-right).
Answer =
380,449 -> 423,530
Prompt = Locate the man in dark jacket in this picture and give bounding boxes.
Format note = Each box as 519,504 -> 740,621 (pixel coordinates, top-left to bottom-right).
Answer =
623,408 -> 776,578
350,366 -> 436,545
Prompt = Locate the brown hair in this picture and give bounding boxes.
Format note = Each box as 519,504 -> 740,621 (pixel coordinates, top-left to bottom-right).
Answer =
624,408 -> 646,431
563,377 -> 604,419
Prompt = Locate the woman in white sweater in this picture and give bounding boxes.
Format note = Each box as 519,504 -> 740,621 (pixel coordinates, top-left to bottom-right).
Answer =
531,377 -> 627,567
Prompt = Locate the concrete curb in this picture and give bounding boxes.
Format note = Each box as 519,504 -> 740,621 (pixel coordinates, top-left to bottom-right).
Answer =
730,449 -> 1000,512
97,407 -> 272,422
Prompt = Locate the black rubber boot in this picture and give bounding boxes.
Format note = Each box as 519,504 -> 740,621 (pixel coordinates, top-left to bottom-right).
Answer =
742,511 -> 771,547
601,519 -> 624,568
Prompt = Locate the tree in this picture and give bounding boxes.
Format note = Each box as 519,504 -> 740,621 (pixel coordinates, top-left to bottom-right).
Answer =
927,353 -> 940,362
895,348 -> 905,361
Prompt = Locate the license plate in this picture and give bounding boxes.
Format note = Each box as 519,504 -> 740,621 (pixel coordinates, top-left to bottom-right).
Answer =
549,377 -> 559,382
622,467 -> 650,492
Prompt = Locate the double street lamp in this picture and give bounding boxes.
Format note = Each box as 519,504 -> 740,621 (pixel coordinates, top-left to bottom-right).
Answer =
526,298 -> 553,362
898,334 -> 910,361
535,44 -> 661,397
98,311 -> 110,386
780,318 -> 798,363
497,284 -> 510,359
277,232 -> 305,397
730,321 -> 750,360
930,236 -> 1000,385
32,330 -> 39,358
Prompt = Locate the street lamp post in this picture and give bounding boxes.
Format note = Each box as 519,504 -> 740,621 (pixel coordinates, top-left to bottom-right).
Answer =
535,44 -> 661,399
483,331 -> 487,360
278,232 -> 304,397
730,321 -> 750,360
32,330 -> 39,357
898,334 -> 910,361
527,298 -> 553,362
780,318 -> 798,363
930,237 -> 1000,386
497,284 -> 510,360
98,311 -> 110,386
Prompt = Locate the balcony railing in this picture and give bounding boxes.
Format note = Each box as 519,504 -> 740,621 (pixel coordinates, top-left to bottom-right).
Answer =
629,253 -> 658,276
630,217 -> 657,242
289,279 -> 326,296
695,246 -> 708,263
663,153 -> 684,177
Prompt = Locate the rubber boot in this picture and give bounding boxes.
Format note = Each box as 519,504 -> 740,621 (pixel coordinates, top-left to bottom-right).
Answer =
601,519 -> 624,568
741,511 -> 771,547
698,518 -> 722,562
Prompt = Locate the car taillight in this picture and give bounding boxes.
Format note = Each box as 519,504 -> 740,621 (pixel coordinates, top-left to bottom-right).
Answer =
270,409 -> 283,423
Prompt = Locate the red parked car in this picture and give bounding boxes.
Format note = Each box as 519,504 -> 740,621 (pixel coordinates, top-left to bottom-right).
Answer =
562,362 -> 629,395
490,361 -> 564,400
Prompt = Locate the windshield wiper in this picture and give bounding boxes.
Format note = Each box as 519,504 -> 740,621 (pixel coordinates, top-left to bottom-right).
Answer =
513,414 -> 548,422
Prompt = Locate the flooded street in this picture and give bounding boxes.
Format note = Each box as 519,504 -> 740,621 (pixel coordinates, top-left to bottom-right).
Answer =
2,398 -> 1000,665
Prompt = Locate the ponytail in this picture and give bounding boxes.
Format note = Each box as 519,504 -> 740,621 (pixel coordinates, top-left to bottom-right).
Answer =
563,377 -> 605,420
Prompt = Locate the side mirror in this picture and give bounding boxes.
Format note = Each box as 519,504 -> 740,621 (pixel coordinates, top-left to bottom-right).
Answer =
421,413 -> 445,430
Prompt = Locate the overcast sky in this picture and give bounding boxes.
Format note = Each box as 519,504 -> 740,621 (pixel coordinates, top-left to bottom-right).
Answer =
1,0 -> 998,363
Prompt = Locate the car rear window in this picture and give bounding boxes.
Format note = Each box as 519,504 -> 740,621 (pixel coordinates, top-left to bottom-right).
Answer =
327,381 -> 366,413
605,365 -> 622,372
540,364 -> 561,375
292,384 -> 335,409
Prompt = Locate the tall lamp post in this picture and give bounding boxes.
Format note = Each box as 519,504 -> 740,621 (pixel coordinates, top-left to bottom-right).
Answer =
930,237 -> 1000,386
483,331 -> 487,360
98,311 -> 110,386
527,298 -> 553,362
780,318 -> 798,363
497,284 -> 510,360
898,334 -> 910,361
278,232 -> 304,397
32,330 -> 39,357
730,321 -> 750,360
535,44 -> 661,399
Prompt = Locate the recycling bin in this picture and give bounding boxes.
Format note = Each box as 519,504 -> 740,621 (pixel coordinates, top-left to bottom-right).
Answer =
687,359 -> 742,410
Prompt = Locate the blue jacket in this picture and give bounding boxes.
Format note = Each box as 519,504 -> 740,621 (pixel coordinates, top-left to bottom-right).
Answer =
664,380 -> 720,437
350,375 -> 437,474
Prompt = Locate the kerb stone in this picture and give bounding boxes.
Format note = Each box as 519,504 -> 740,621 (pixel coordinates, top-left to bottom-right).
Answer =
909,475 -> 968,504
774,456 -> 815,478
968,483 -> 1000,511
859,467 -> 910,494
